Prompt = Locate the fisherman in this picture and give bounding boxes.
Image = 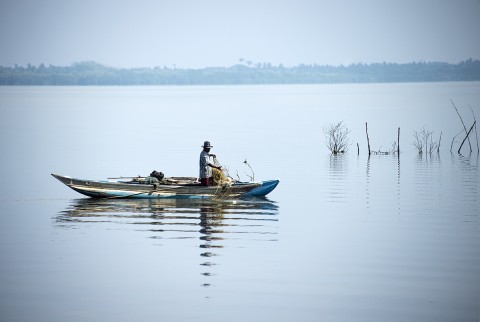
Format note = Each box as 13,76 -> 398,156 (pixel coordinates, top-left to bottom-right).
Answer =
199,141 -> 222,186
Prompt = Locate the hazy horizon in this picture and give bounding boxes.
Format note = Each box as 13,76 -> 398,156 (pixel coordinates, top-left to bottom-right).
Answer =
2,58 -> 479,70
1,0 -> 480,69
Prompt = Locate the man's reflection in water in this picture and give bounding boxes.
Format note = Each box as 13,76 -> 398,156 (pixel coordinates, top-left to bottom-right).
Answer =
199,205 -> 225,288
55,198 -> 279,292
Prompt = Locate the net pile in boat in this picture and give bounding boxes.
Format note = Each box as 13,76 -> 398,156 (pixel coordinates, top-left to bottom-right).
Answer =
211,157 -> 232,186
211,157 -> 235,199
212,168 -> 230,185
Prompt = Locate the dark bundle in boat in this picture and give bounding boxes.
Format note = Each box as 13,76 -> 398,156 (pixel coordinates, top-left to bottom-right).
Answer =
150,170 -> 164,181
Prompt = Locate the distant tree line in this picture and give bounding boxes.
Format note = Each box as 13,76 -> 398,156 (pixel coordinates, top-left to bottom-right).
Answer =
0,59 -> 479,85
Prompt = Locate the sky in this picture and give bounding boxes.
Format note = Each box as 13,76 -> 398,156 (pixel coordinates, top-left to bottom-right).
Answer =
1,0 -> 479,68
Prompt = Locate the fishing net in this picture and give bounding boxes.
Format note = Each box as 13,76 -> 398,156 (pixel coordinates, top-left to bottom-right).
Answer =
211,157 -> 231,186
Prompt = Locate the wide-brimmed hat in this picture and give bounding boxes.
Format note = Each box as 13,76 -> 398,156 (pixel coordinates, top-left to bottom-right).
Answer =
202,141 -> 213,148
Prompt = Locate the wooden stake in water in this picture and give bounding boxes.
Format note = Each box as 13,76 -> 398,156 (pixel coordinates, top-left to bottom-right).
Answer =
365,122 -> 371,156
397,127 -> 400,154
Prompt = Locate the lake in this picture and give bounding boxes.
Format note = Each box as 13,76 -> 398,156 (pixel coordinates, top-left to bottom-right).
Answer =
0,83 -> 479,322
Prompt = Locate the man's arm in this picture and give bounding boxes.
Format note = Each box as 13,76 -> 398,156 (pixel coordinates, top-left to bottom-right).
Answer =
207,154 -> 221,170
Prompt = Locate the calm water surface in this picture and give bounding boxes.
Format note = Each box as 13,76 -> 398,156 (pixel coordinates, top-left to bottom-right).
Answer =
0,83 -> 479,322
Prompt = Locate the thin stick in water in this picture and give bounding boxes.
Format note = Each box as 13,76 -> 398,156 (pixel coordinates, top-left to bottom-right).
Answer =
438,131 -> 442,153
469,105 -> 479,154
451,130 -> 464,153
458,121 -> 476,154
451,99 -> 472,153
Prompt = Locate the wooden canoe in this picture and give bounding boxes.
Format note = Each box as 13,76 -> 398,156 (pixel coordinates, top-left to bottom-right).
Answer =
51,173 -> 279,199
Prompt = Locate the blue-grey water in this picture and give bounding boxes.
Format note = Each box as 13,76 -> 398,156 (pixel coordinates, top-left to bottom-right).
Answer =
0,83 -> 479,322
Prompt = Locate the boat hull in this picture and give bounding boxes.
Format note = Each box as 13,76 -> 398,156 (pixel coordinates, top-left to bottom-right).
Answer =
51,174 -> 279,199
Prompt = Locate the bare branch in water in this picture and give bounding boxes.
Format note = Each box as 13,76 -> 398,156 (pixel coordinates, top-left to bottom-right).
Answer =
413,127 -> 440,155
413,129 -> 423,154
323,121 -> 351,154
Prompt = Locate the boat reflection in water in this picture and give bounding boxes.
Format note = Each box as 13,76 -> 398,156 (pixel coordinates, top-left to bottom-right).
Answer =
56,197 -> 279,288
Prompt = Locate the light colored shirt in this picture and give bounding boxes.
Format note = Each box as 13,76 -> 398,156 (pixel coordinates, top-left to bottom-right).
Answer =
199,150 -> 212,179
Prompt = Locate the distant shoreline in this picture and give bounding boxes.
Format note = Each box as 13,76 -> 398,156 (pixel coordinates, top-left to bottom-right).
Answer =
1,60 -> 479,85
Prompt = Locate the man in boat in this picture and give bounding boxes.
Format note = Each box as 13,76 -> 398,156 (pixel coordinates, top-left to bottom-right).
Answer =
199,141 -> 222,186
